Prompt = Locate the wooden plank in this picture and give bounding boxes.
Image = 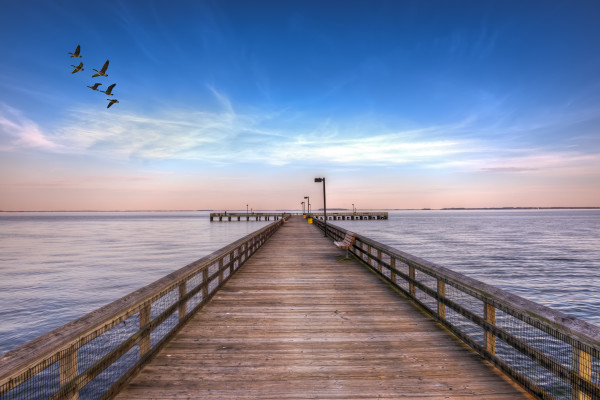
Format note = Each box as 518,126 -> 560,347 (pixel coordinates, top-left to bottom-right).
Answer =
116,216 -> 532,399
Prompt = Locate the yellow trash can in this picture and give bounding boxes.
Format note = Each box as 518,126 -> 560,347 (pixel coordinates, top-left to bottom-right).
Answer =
303,214 -> 306,219
307,217 -> 313,224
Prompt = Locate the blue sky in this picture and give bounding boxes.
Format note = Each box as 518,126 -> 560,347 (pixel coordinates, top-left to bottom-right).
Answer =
1,0 -> 599,210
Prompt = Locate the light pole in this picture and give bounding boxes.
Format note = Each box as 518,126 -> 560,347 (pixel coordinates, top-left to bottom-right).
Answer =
315,177 -> 326,237
304,196 -> 310,215
246,204 -> 248,215
301,201 -> 305,215
352,203 -> 355,214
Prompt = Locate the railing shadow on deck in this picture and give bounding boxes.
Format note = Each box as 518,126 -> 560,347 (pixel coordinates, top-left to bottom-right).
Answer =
313,218 -> 600,400
0,216 -> 289,400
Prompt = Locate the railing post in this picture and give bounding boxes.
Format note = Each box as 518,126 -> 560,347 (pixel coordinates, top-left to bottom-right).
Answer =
218,257 -> 224,284
59,344 -> 79,400
573,348 -> 592,400
139,304 -> 151,357
202,267 -> 209,295
437,279 -> 446,320
178,280 -> 187,322
390,257 -> 396,284
367,244 -> 372,267
484,302 -> 496,355
229,251 -> 235,274
408,265 -> 415,297
376,249 -> 382,272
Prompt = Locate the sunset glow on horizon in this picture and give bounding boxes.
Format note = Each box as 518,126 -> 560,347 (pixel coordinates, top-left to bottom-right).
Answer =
1,1 -> 599,211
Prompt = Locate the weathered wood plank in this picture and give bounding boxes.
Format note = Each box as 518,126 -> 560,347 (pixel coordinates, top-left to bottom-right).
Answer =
116,216 -> 532,399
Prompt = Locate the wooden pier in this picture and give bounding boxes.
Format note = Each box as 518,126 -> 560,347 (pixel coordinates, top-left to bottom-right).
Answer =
3,216 -> 598,400
117,216 -> 530,399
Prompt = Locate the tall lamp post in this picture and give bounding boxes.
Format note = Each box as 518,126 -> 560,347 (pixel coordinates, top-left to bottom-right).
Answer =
352,203 -> 355,214
246,204 -> 248,215
304,196 -> 310,215
301,201 -> 305,215
315,177 -> 327,237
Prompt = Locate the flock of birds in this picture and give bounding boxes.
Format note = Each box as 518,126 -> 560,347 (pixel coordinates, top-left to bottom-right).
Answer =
69,45 -> 119,109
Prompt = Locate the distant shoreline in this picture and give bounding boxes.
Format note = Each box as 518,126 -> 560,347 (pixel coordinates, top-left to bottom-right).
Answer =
1,207 -> 600,213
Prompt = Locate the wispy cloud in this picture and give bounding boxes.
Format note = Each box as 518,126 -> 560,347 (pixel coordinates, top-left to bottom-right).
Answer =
0,103 -> 59,151
3,94 -> 599,178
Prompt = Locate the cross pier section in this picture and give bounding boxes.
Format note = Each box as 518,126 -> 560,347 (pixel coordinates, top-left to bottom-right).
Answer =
210,211 -> 388,221
210,212 -> 287,222
1,216 -> 598,399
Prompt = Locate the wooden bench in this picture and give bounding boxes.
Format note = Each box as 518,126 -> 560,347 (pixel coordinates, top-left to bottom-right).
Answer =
334,231 -> 356,259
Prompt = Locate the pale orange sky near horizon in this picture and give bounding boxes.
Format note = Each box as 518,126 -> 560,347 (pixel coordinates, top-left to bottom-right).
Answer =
1,154 -> 598,211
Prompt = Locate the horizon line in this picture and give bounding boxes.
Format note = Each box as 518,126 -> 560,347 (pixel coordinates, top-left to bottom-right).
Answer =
1,206 -> 600,213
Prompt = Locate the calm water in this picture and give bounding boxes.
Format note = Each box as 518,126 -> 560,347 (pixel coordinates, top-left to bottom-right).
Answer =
333,209 -> 600,326
0,211 -> 270,354
1,210 -> 599,355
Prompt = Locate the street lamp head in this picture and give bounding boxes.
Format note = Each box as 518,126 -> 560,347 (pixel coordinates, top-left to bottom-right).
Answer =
314,177 -> 323,182
304,196 -> 309,199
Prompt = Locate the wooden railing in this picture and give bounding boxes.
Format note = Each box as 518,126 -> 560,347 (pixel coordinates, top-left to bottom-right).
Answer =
313,218 -> 600,400
0,217 -> 288,400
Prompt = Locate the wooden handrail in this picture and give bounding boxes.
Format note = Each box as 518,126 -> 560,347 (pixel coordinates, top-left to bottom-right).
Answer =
0,217 -> 287,398
313,218 -> 600,399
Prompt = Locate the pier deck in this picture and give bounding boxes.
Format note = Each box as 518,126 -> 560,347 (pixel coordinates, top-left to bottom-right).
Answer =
117,216 -> 532,399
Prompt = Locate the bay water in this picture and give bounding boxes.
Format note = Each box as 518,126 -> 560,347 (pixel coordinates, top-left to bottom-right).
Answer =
0,211 -> 270,354
1,209 -> 598,356
332,209 -> 600,326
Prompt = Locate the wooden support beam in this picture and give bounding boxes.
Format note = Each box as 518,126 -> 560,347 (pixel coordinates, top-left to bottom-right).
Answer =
139,304 -> 151,357
178,281 -> 187,322
573,348 -> 593,400
484,303 -> 496,355
437,279 -> 446,320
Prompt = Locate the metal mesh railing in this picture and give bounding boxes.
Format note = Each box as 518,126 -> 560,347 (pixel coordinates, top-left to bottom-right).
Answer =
314,218 -> 600,400
0,217 -> 287,400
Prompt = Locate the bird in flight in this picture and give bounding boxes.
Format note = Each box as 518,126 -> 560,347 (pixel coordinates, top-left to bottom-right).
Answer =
92,60 -> 109,77
106,98 -> 119,108
69,45 -> 82,58
70,62 -> 84,73
87,82 -> 102,91
101,83 -> 116,96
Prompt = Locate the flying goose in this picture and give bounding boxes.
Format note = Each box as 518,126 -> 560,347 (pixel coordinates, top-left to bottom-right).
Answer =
68,45 -> 82,58
92,60 -> 109,78
87,82 -> 102,91
106,98 -> 119,108
70,62 -> 84,73
101,83 -> 116,95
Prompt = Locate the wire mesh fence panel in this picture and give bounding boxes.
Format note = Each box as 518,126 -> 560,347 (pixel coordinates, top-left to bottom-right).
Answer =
444,283 -> 484,319
208,278 -> 219,294
222,267 -> 230,280
208,262 -> 219,279
445,307 -> 485,346
186,272 -> 202,293
78,315 -> 139,374
79,344 -> 139,400
0,362 -> 59,400
151,313 -> 179,349
413,270 -> 438,312
393,259 -> 410,293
